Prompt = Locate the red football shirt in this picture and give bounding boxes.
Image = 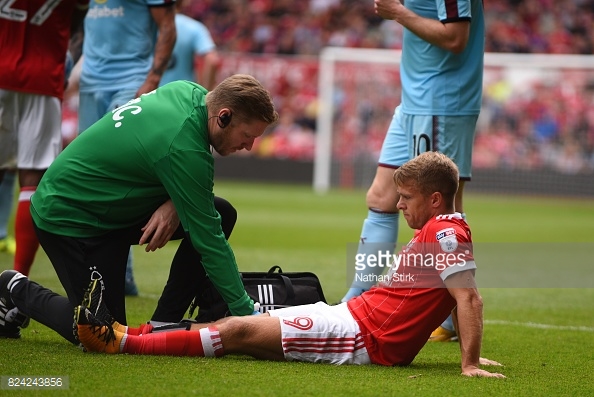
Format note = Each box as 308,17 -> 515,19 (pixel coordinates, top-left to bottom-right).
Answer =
0,0 -> 88,100
347,213 -> 476,366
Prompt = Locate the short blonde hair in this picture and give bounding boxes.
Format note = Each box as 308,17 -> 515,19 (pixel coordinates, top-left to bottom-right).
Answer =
206,74 -> 279,125
393,152 -> 459,201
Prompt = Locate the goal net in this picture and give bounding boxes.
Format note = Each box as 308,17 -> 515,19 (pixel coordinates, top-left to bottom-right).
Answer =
314,48 -> 594,196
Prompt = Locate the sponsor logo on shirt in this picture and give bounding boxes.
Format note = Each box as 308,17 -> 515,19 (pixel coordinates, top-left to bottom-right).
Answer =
436,227 -> 458,253
87,6 -> 124,19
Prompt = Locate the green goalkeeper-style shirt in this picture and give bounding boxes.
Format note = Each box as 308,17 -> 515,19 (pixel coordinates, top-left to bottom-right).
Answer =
31,80 -> 254,316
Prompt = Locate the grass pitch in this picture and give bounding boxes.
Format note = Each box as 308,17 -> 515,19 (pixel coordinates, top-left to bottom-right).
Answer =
1,181 -> 593,396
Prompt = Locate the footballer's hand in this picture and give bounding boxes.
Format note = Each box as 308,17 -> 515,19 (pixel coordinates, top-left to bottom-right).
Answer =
479,357 -> 503,366
374,0 -> 405,21
135,76 -> 160,98
462,367 -> 506,378
140,199 -> 180,251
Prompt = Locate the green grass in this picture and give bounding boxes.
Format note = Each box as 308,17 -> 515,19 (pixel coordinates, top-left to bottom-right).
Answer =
1,181 -> 594,396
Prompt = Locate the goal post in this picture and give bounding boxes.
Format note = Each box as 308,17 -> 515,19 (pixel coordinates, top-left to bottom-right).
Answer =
314,47 -> 594,195
314,47 -> 402,193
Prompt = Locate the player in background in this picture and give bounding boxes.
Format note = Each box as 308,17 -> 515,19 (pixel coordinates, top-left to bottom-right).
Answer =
0,171 -> 16,255
0,0 -> 89,276
73,152 -> 505,379
76,0 -> 177,296
160,0 -> 221,91
0,75 -> 279,342
341,0 -> 485,343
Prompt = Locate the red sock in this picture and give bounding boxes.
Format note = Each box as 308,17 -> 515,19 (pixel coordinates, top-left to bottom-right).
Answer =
126,323 -> 153,336
123,327 -> 223,357
14,187 -> 39,276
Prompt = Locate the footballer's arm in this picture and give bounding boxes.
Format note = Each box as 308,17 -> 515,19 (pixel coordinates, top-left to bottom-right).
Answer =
445,270 -> 506,378
374,0 -> 470,53
137,3 -> 177,96
451,306 -> 503,367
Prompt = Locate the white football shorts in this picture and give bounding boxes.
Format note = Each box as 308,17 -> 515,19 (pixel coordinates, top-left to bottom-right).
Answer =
269,302 -> 370,365
0,89 -> 62,169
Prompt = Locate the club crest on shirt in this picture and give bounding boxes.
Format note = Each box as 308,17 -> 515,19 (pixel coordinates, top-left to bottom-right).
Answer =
436,227 -> 458,253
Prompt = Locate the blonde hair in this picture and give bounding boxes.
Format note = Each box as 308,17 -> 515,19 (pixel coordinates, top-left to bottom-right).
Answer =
206,74 -> 279,125
393,152 -> 459,201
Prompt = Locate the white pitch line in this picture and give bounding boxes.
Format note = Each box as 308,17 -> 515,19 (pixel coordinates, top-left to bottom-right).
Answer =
130,298 -> 594,333
485,319 -> 594,332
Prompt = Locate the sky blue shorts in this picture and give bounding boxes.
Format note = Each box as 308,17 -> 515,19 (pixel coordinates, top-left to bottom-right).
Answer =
378,105 -> 478,180
78,88 -> 138,133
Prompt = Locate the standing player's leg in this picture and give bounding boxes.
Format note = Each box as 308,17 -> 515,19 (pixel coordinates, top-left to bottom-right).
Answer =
0,170 -> 16,254
0,92 -> 21,257
124,249 -> 138,296
14,94 -> 62,276
341,107 -> 407,303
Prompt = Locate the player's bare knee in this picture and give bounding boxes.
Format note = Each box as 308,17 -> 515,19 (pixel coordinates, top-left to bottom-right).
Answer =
366,187 -> 398,212
366,186 -> 385,209
218,316 -> 258,344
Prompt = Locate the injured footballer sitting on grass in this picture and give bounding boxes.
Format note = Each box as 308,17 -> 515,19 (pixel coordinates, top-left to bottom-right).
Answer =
73,152 -> 505,378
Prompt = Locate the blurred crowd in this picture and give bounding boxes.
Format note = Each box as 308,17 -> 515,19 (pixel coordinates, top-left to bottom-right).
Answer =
475,70 -> 594,173
184,0 -> 594,55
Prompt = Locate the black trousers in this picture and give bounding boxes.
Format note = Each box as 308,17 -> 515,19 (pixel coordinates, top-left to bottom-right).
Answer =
11,196 -> 236,344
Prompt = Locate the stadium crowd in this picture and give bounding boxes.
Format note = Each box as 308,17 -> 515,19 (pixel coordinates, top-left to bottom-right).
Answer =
184,0 -> 594,56
62,0 -> 594,173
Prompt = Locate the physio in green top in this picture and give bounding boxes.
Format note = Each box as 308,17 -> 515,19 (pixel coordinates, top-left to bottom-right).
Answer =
13,74 -> 277,345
